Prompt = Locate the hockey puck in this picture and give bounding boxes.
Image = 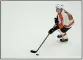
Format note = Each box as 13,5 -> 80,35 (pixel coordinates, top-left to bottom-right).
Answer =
36,54 -> 39,56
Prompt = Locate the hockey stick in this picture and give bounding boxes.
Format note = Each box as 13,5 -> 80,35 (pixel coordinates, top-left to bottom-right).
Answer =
30,33 -> 50,53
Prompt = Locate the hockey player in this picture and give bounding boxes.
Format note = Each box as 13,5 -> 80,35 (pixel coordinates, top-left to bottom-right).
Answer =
48,4 -> 74,42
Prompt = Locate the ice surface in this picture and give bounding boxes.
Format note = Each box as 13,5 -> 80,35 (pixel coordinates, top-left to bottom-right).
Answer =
1,1 -> 81,58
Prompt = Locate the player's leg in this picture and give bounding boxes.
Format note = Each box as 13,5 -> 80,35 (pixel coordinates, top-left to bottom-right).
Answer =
59,32 -> 68,42
57,29 -> 63,38
59,27 -> 70,42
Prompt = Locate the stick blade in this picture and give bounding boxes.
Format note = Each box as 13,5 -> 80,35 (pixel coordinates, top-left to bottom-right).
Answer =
30,50 -> 37,53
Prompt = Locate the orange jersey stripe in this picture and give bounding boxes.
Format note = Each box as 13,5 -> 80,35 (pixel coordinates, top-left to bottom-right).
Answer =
58,13 -> 64,28
58,13 -> 63,22
65,20 -> 74,27
68,20 -> 74,27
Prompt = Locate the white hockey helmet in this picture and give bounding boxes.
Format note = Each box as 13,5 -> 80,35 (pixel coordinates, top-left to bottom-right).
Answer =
56,4 -> 64,9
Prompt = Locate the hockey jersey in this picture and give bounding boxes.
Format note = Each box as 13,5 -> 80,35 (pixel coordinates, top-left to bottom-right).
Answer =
57,10 -> 74,28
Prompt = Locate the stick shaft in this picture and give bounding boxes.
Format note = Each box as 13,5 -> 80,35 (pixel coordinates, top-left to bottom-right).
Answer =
36,34 -> 50,52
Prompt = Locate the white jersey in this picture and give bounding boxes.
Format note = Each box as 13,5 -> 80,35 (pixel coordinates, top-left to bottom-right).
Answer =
57,10 -> 74,28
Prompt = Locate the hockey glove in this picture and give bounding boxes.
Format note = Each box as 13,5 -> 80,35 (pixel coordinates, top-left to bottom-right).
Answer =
48,26 -> 56,34
54,17 -> 59,26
